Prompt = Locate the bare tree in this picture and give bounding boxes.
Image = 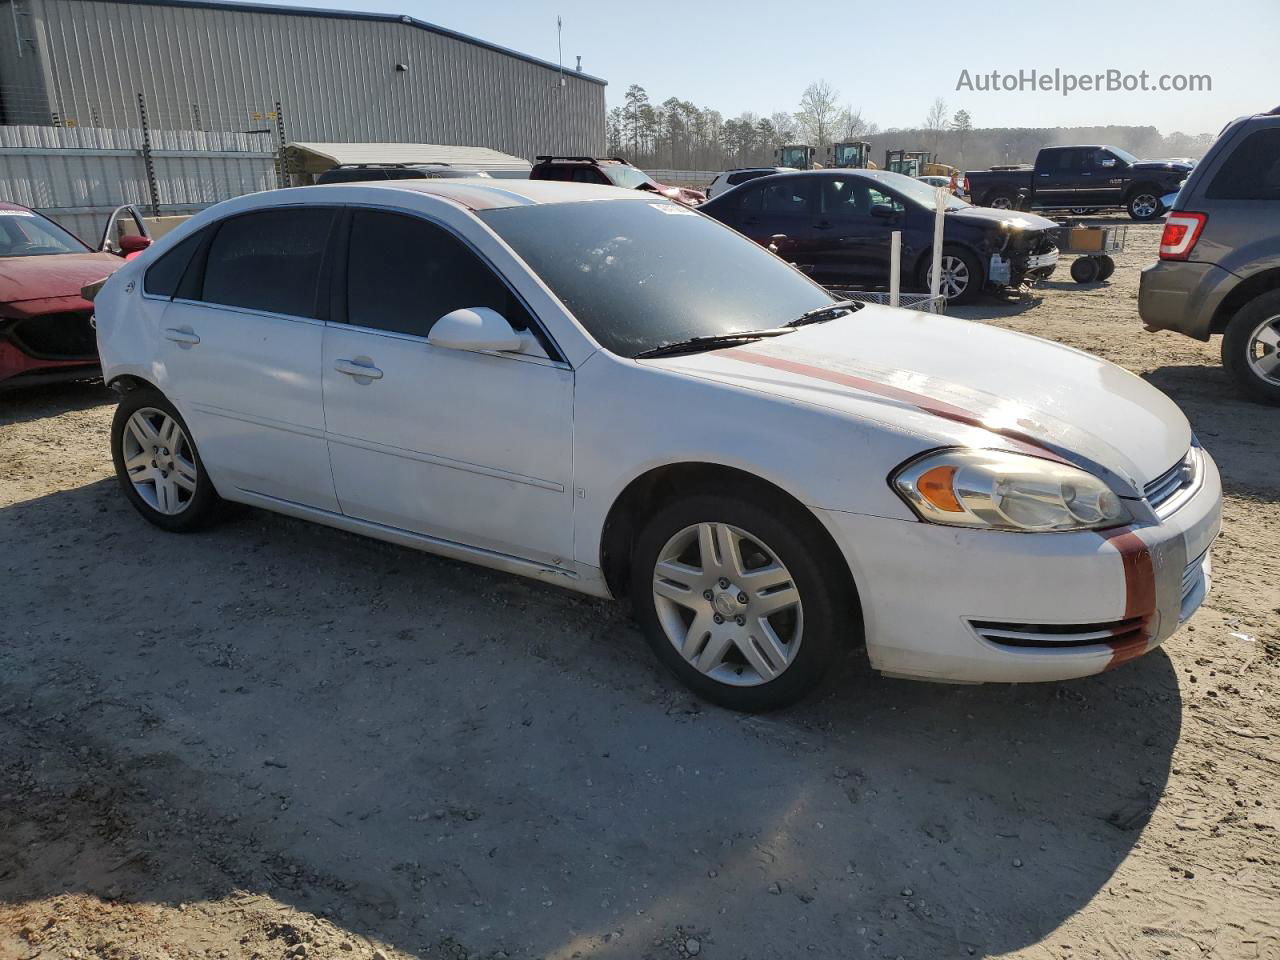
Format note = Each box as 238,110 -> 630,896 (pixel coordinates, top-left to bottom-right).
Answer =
795,80 -> 842,147
924,97 -> 949,153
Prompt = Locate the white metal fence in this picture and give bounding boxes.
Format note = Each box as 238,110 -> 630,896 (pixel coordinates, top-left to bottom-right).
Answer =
0,123 -> 278,242
645,168 -> 719,188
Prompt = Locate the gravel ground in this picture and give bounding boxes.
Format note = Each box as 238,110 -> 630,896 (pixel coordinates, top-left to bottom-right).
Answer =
2,221 -> 1278,960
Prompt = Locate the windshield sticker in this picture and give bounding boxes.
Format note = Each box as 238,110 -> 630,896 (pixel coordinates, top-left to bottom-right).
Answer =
0,210 -> 36,217
649,203 -> 697,216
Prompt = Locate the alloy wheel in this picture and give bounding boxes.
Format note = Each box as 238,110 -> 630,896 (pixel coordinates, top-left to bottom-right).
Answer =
121,407 -> 198,515
1131,194 -> 1159,219
929,255 -> 971,300
989,196 -> 1012,209
1246,314 -> 1280,385
651,522 -> 803,687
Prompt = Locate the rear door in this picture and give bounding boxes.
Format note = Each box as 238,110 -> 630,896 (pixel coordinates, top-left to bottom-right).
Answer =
733,177 -> 818,273
1034,148 -> 1085,207
154,205 -> 339,510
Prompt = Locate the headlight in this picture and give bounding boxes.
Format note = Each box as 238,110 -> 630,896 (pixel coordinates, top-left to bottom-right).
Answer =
891,449 -> 1131,532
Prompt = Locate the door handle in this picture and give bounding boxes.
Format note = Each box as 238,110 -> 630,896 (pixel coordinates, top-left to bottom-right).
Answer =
814,220 -> 832,229
334,358 -> 383,382
163,327 -> 200,346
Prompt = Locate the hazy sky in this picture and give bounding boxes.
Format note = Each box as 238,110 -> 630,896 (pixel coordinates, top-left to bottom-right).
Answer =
268,0 -> 1272,135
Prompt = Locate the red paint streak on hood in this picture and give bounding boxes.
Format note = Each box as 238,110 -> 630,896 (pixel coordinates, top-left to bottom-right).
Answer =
0,252 -> 123,306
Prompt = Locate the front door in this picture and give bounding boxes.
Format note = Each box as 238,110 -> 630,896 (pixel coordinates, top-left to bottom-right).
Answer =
810,176 -> 903,285
155,206 -> 339,511
320,208 -> 575,566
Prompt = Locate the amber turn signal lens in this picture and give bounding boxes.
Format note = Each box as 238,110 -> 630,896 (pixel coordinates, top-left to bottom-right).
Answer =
917,465 -> 964,512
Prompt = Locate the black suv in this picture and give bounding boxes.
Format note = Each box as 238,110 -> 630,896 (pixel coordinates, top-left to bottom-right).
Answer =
1138,107 -> 1280,403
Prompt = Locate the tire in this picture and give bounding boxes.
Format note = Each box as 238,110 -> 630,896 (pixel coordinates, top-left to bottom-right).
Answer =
1126,188 -> 1162,221
919,246 -> 983,304
629,493 -> 851,712
111,386 -> 221,531
1070,257 -> 1101,284
1221,289 -> 1280,405
1096,255 -> 1116,282
985,190 -> 1015,210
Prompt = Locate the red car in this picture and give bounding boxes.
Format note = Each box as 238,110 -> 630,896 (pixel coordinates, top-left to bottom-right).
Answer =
529,156 -> 706,206
0,203 -> 147,389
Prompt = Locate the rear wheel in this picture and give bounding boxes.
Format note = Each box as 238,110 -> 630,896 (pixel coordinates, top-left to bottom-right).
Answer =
1222,290 -> 1280,405
630,493 -> 850,712
985,190 -> 1015,210
111,387 -> 221,531
1070,257 -> 1102,284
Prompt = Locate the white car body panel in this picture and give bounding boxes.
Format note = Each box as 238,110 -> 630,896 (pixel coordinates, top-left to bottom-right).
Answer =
94,179 -> 1222,685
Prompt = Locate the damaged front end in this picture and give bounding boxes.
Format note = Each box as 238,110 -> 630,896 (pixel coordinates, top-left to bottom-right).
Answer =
981,222 -> 1060,290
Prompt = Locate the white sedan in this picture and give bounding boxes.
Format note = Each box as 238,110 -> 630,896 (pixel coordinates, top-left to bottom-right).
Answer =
92,179 -> 1221,711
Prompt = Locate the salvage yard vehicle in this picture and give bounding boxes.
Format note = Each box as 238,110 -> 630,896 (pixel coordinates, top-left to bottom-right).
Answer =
529,155 -> 705,205
965,145 -> 1192,221
1139,107 -> 1280,403
698,169 -> 1059,303
0,202 -> 145,389
706,167 -> 795,199
92,179 -> 1221,711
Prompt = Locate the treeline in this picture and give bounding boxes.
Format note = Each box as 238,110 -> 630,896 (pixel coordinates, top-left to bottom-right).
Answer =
606,82 -> 1216,172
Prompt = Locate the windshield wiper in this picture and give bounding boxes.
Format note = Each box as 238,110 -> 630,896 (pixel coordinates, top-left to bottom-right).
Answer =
785,299 -> 861,327
633,328 -> 795,359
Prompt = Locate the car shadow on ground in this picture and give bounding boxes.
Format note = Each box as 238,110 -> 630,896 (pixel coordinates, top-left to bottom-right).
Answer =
1145,363 -> 1280,499
0,379 -> 112,426
2,476 -> 1183,959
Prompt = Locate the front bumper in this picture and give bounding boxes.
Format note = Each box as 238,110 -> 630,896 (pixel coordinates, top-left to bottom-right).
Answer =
1138,259 -> 1238,341
818,449 -> 1222,683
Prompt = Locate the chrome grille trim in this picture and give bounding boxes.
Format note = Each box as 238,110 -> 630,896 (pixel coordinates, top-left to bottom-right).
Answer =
1144,448 -> 1202,517
969,617 -> 1145,649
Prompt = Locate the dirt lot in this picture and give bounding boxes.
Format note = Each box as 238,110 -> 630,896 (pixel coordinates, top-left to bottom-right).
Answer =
2,221 -> 1278,960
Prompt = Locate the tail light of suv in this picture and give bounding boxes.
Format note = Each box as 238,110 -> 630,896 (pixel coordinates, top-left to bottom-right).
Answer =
1159,212 -> 1208,260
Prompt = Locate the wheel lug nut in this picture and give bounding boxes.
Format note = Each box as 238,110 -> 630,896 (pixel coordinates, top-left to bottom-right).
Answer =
735,616 -> 745,626
718,578 -> 729,589
702,589 -> 713,601
713,614 -> 724,624
737,592 -> 748,604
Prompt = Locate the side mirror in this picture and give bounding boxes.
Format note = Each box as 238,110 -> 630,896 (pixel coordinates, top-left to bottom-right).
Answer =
870,204 -> 896,219
118,234 -> 152,256
427,307 -> 525,354
1099,157 -> 1118,169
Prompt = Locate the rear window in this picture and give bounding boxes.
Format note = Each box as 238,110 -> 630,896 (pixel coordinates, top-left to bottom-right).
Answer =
1206,128 -> 1280,200
201,207 -> 336,318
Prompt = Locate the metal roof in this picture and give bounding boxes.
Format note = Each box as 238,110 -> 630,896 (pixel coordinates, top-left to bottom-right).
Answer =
287,142 -> 534,175
102,0 -> 608,86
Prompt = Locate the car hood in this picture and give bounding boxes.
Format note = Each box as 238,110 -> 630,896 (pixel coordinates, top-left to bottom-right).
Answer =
649,308 -> 1191,494
0,251 -> 122,305
945,206 -> 1058,232
1132,160 -> 1194,174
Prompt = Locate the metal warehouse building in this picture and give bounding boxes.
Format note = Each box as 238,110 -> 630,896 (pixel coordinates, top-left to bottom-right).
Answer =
0,0 -> 607,157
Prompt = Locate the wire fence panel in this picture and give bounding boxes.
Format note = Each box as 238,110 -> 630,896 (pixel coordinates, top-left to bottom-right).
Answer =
0,119 -> 277,241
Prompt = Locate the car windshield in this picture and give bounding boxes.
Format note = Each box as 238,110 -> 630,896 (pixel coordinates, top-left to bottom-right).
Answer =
1109,146 -> 1140,165
601,164 -> 658,190
0,209 -> 89,257
478,199 -> 838,358
875,172 -> 969,211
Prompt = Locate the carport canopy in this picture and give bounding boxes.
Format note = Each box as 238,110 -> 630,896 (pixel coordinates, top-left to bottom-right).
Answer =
285,142 -> 533,179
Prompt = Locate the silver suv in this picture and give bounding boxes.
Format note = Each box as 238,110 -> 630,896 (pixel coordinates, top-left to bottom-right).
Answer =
1138,107 -> 1280,403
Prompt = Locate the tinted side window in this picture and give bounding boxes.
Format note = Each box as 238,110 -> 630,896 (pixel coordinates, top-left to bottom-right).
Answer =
345,210 -> 533,338
536,166 -> 573,182
760,180 -> 813,214
143,230 -> 204,298
1206,128 -> 1280,200
201,208 -> 335,318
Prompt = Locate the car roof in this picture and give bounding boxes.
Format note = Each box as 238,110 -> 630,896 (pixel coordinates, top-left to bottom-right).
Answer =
0,201 -> 35,212
309,178 -> 654,211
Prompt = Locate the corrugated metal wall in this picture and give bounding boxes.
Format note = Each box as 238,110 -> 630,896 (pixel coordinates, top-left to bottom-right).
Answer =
5,0 -> 605,159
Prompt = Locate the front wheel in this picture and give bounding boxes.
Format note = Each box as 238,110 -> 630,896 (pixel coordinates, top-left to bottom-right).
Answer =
630,494 -> 850,711
111,387 -> 221,531
920,247 -> 982,304
1127,190 -> 1162,221
1222,290 -> 1280,405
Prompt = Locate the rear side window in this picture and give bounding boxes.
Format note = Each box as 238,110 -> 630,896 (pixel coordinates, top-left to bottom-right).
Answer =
535,166 -> 573,182
201,208 -> 336,317
1206,128 -> 1280,200
143,230 -> 204,298
344,209 -> 533,338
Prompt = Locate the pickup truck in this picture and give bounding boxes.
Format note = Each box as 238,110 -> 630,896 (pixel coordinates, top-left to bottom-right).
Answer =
965,145 -> 1193,221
